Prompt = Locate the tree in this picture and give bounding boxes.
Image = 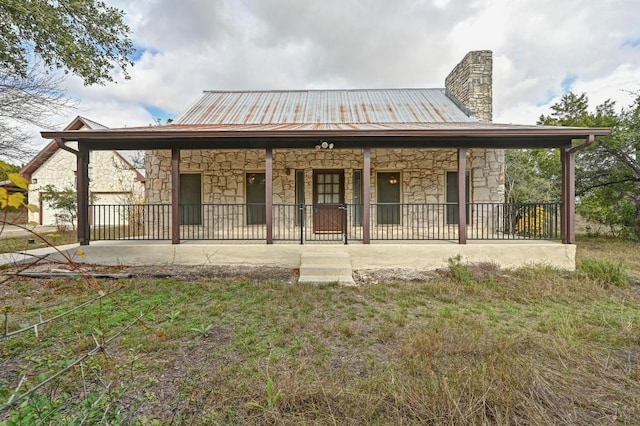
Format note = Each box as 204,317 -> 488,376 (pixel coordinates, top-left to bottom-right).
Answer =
0,1 -> 133,162
0,160 -> 21,182
536,92 -> 640,238
0,62 -> 74,161
505,149 -> 559,203
0,0 -> 133,85
40,185 -> 78,231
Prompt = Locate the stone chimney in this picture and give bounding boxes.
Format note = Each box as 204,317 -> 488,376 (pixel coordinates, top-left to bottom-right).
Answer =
445,50 -> 492,122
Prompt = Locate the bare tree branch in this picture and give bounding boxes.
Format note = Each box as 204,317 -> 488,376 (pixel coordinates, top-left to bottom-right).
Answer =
0,63 -> 76,162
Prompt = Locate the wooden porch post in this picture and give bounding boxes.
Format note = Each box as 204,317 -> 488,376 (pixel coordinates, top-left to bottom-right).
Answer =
566,149 -> 576,244
77,143 -> 90,245
363,148 -> 371,244
560,148 -> 567,243
171,148 -> 180,244
266,148 -> 273,244
457,148 -> 467,244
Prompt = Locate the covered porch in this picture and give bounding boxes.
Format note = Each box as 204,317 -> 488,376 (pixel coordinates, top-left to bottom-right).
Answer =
42,123 -> 608,249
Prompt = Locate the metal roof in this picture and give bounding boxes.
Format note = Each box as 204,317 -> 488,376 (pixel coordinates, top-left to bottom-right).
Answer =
173,88 -> 475,125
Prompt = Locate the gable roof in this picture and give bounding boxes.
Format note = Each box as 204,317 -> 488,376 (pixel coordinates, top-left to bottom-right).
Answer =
21,116 -> 144,182
40,90 -> 611,151
174,88 -> 475,126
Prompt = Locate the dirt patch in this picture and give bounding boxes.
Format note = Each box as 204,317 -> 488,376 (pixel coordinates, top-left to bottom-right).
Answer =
2,263 -> 297,283
3,262 -> 448,287
353,268 -> 439,284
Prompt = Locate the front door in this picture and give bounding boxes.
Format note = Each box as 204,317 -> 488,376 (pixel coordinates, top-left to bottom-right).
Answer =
313,170 -> 344,232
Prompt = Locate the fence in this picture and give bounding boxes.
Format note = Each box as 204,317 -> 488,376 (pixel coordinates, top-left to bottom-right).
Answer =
89,202 -> 562,243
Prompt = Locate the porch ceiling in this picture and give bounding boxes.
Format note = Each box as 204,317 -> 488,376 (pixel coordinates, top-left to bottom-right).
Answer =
41,122 -> 611,151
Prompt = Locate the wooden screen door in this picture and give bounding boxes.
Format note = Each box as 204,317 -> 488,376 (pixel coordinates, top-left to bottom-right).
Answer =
313,170 -> 344,232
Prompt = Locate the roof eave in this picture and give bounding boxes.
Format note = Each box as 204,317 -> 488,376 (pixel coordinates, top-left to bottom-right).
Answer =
41,127 -> 611,141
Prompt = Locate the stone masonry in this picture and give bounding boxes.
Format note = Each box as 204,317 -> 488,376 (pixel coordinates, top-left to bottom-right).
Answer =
445,50 -> 493,122
145,147 -> 500,205
445,50 -> 505,203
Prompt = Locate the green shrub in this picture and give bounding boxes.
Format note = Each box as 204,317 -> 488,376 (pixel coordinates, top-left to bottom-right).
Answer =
447,255 -> 475,286
579,257 -> 629,287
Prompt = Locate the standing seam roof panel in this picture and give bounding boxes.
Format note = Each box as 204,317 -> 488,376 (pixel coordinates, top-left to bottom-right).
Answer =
173,89 -> 475,125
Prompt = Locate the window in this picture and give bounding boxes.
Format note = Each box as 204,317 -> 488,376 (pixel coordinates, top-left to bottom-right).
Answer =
246,173 -> 266,225
353,170 -> 362,225
445,171 -> 470,224
180,174 -> 202,225
377,172 -> 400,225
295,170 -> 305,225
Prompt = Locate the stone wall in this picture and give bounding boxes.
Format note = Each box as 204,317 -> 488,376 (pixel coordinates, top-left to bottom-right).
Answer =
144,147 -> 503,205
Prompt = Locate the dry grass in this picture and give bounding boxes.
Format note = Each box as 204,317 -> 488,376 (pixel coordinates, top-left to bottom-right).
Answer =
0,230 -> 77,254
1,236 -> 639,424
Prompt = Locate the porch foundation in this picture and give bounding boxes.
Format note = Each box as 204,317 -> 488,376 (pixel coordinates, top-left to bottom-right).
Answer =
17,240 -> 577,272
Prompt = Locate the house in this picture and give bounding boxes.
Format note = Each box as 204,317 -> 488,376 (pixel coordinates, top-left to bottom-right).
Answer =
40,51 -> 609,269
21,116 -> 145,227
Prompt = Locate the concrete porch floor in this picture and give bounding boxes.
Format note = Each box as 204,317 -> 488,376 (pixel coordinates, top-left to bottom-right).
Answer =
0,240 -> 577,272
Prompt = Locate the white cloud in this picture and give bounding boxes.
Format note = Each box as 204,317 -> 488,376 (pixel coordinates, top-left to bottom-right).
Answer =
26,0 -> 640,152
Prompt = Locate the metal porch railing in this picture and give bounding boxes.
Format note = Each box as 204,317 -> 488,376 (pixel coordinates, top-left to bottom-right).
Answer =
89,202 -> 562,243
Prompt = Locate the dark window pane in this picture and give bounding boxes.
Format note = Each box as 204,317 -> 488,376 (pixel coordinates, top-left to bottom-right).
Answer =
377,172 -> 400,225
446,171 -> 470,225
246,173 -> 266,225
180,174 -> 202,225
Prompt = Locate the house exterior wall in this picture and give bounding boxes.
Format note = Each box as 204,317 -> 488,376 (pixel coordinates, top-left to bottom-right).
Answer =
144,148 -> 503,205
28,142 -> 144,225
142,49 -> 505,230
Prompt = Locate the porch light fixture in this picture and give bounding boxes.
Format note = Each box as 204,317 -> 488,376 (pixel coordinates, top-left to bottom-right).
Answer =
318,140 -> 334,150
389,175 -> 398,185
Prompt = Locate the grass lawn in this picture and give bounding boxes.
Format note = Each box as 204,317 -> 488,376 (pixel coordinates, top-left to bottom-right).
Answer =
0,231 -> 77,254
1,236 -> 639,424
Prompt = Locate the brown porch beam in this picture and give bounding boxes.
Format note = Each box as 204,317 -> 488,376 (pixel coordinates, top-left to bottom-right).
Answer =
171,148 -> 180,244
562,135 -> 594,244
363,148 -> 371,244
266,148 -> 273,244
77,143 -> 90,245
457,148 -> 467,244
566,149 -> 576,244
560,148 -> 567,243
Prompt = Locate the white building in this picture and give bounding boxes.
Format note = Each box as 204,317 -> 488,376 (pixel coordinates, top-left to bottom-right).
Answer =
21,116 -> 145,227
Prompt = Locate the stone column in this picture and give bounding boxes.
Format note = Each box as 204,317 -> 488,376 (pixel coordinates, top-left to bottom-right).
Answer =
445,50 -> 492,122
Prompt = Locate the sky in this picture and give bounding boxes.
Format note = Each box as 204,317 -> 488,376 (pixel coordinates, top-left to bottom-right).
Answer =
34,0 -> 640,151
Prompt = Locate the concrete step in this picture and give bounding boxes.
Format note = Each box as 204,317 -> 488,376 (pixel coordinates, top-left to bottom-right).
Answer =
298,275 -> 355,284
299,265 -> 353,276
298,251 -> 355,285
300,252 -> 350,263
